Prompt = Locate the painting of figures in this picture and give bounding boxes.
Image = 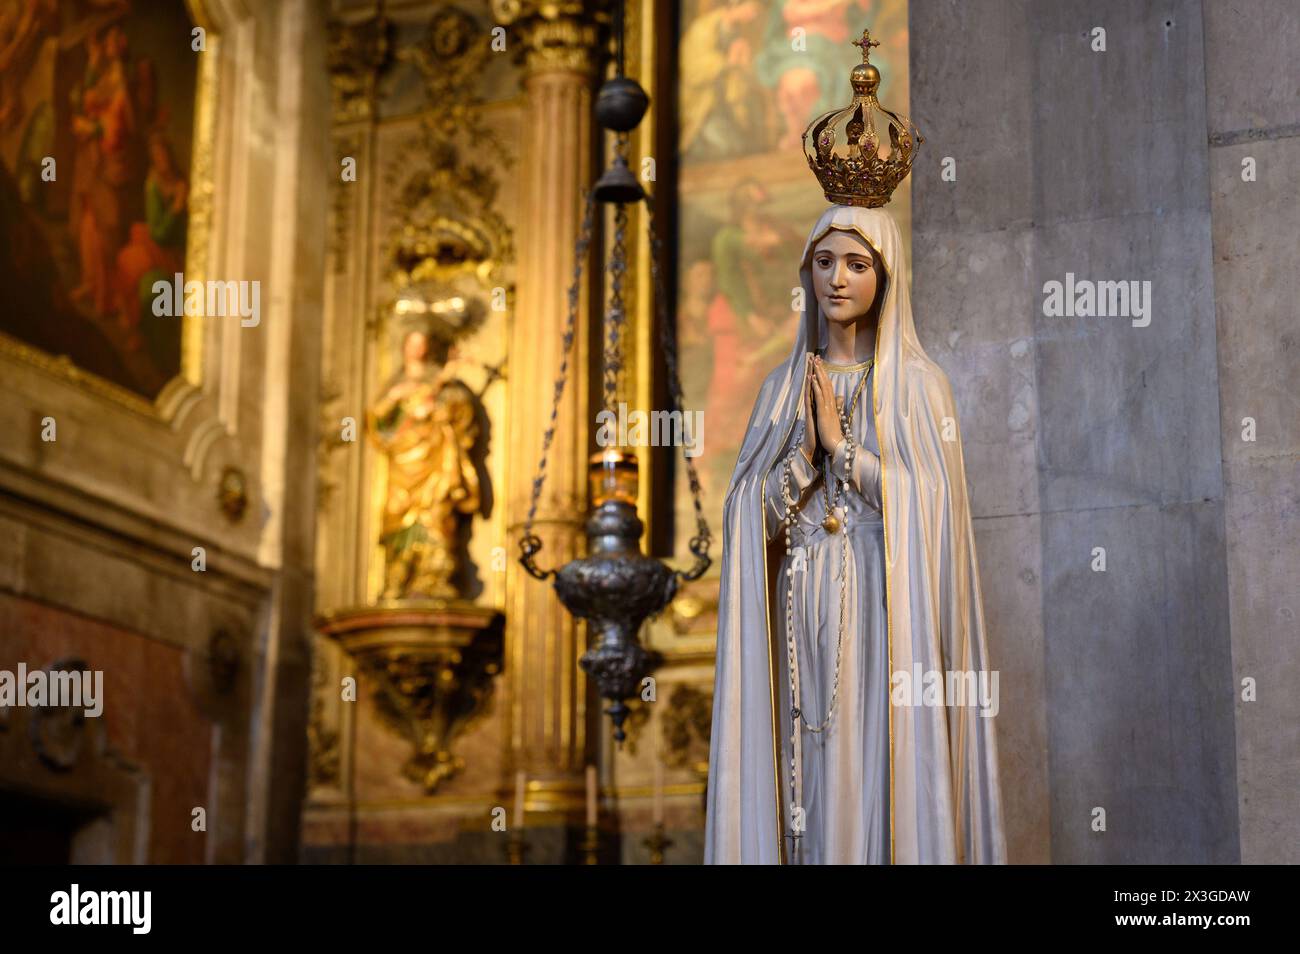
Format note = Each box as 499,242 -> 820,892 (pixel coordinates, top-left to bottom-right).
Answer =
0,0 -> 198,398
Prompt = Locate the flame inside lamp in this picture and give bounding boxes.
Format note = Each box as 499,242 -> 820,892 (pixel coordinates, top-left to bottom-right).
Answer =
589,449 -> 638,507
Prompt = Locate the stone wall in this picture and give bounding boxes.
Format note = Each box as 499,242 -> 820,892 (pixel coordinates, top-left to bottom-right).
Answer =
910,0 -> 1295,862
1202,0 -> 1300,866
0,0 -> 329,864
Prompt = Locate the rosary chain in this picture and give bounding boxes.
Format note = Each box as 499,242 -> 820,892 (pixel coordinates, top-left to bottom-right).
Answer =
818,361 -> 871,530
783,357 -> 873,821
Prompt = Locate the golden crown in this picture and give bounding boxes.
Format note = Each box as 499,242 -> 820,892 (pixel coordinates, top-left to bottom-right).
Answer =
802,28 -> 923,208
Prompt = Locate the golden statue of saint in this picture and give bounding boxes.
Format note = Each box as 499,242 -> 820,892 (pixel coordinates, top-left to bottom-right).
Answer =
368,329 -> 480,600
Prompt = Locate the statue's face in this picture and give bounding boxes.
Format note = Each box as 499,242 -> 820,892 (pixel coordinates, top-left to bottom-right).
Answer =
402,331 -> 429,363
811,230 -> 882,327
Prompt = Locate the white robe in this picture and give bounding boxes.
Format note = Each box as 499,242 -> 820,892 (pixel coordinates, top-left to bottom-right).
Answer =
763,361 -> 890,863
705,206 -> 1008,865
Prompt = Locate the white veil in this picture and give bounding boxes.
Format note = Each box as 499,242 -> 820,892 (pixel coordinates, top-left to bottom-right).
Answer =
704,205 -> 1007,864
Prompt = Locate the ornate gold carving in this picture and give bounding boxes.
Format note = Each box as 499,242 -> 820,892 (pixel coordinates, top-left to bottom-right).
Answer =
307,644 -> 341,789
317,603 -> 504,794
316,376 -> 345,516
618,698 -> 653,753
327,13 -> 392,124
217,467 -> 248,523
383,7 -> 514,301
490,0 -> 604,76
329,134 -> 363,273
385,142 -> 512,298
399,6 -> 486,126
661,684 -> 712,779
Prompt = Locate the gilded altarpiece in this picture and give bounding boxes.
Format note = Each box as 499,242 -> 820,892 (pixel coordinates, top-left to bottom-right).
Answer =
307,0 -> 881,862
307,2 -> 521,849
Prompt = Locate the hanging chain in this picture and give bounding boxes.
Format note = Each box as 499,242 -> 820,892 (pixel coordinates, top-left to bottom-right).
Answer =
519,190 -> 597,581
520,165 -> 713,583
604,137 -> 631,414
645,202 -> 712,582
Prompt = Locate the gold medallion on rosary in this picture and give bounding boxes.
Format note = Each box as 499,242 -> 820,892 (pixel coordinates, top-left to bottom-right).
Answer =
819,361 -> 871,534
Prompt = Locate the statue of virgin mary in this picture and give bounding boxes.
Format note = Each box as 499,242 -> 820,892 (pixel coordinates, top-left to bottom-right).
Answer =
704,30 -> 1007,865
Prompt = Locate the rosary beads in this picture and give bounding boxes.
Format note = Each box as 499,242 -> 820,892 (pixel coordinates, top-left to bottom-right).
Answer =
818,367 -> 869,534
779,359 -> 873,835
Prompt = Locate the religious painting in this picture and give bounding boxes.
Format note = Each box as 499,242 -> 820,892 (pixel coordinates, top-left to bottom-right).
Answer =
673,0 -> 910,555
0,0 -> 199,399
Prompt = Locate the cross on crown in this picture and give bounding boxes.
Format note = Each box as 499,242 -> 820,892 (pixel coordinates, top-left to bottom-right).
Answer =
851,28 -> 880,63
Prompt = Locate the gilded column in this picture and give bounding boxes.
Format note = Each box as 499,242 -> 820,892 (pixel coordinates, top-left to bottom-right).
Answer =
494,1 -> 603,818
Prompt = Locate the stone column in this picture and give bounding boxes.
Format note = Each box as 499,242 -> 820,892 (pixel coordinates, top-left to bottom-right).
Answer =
909,0 -> 1238,863
1202,0 -> 1300,864
495,2 -> 602,829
